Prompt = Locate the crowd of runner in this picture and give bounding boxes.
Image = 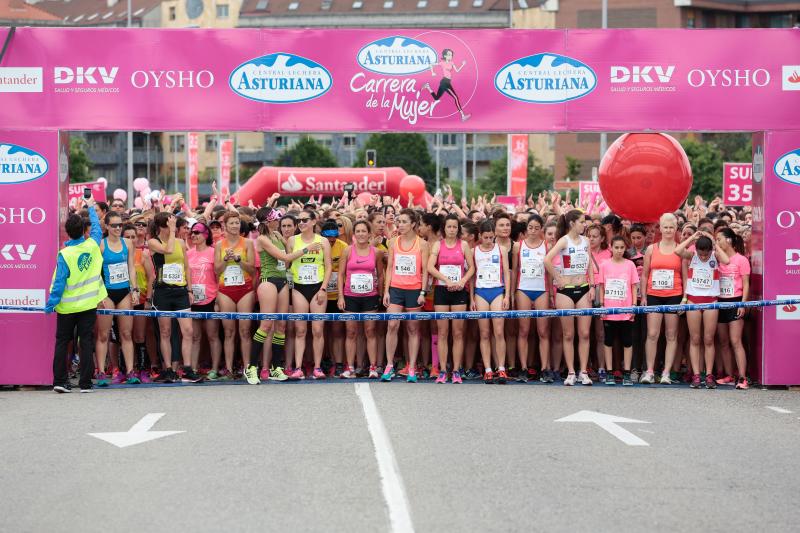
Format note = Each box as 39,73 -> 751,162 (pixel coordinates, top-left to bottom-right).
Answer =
50,184 -> 753,390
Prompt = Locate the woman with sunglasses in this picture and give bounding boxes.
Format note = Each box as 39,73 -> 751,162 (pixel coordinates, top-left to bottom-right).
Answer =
286,209 -> 332,380
187,222 -> 223,379
130,216 -> 156,381
95,212 -> 139,385
321,219 -> 348,377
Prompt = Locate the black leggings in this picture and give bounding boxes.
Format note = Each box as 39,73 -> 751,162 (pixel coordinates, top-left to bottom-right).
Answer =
430,78 -> 464,113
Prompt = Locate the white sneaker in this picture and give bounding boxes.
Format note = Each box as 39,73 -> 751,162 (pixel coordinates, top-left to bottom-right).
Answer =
563,373 -> 577,386
659,372 -> 672,385
579,372 -> 593,386
340,368 -> 355,379
244,365 -> 260,385
640,371 -> 655,384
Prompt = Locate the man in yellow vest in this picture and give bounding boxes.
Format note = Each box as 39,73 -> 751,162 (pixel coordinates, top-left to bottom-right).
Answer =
45,197 -> 107,393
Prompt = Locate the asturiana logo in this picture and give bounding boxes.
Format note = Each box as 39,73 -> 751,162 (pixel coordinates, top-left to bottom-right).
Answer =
774,148 -> 800,186
0,143 -> 48,185
494,53 -> 597,103
357,36 -> 438,76
229,53 -> 332,104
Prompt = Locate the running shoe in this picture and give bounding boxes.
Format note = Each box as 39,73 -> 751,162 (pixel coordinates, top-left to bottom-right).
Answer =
587,368 -> 599,381
397,364 -> 410,377
604,374 -> 616,386
508,367 -> 519,380
705,374 -> 717,389
613,370 -> 623,383
517,369 -> 529,383
564,373 -> 577,386
735,376 -> 749,390
355,367 -> 368,378
288,368 -> 305,380
483,370 -> 494,384
451,371 -> 463,384
528,368 -> 538,380
312,368 -> 326,380
622,372 -> 633,386
53,384 -> 72,394
95,372 -> 110,387
333,362 -> 344,378
111,369 -> 125,385
659,372 -> 673,385
670,371 -> 680,382
435,372 -> 447,384
639,371 -> 655,385
368,365 -> 379,379
138,370 -> 152,384
206,370 -> 220,381
630,369 -> 641,383
579,372 -> 593,386
153,369 -> 173,383
340,367 -> 356,379
79,387 -> 94,393
217,369 -> 233,381
269,367 -> 289,382
543,370 -> 555,384
125,371 -> 141,385
181,367 -> 203,383
690,374 -> 701,389
430,366 -> 440,380
381,365 -> 394,382
244,365 -> 260,385
464,369 -> 481,381
407,370 -> 418,383
598,368 -> 608,383
495,370 -> 508,384
716,375 -> 735,386
259,368 -> 270,381
539,371 -> 550,384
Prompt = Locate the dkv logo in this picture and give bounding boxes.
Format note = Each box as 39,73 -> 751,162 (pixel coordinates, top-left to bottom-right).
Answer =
610,65 -> 675,83
54,67 -> 118,85
494,53 -> 597,103
0,244 -> 35,261
0,143 -> 48,185
357,36 -> 437,75
229,53 -> 332,103
774,149 -> 800,186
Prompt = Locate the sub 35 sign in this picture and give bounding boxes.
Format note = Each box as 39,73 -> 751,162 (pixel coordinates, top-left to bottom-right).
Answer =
723,162 -> 752,206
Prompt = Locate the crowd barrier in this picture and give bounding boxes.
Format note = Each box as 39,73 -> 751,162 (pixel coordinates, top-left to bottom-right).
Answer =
1,299 -> 798,322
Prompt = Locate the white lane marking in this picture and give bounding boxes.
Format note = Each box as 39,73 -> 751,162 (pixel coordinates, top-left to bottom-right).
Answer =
88,413 -> 185,448
638,429 -> 655,434
354,383 -> 414,533
766,406 -> 793,414
556,410 -> 651,447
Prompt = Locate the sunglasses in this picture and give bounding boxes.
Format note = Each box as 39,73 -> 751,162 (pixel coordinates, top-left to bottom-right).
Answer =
134,222 -> 147,227
108,223 -> 123,229
191,230 -> 205,236
337,223 -> 343,228
297,218 -> 311,223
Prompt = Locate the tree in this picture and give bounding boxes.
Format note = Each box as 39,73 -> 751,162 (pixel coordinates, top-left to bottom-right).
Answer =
681,138 -> 724,199
564,156 -> 581,180
356,133 -> 436,190
69,137 -> 93,183
448,152 -> 553,199
277,136 -> 338,168
703,133 -> 752,163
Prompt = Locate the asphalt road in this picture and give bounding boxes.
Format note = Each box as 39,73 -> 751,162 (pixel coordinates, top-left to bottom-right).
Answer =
1,381 -> 799,533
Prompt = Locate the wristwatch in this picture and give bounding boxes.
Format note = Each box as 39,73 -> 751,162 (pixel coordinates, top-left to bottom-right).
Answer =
420,289 -> 428,296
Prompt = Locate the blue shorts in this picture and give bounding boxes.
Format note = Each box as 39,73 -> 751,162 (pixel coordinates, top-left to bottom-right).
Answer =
474,286 -> 504,305
389,287 -> 422,309
517,289 -> 546,303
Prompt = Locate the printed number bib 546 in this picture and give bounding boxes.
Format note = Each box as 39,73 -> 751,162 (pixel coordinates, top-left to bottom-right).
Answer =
395,254 -> 417,276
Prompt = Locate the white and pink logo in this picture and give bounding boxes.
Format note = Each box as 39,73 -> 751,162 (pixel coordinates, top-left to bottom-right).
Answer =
277,170 -> 386,196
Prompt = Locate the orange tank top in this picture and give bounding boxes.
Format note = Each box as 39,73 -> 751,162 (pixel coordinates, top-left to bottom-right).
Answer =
218,237 -> 252,288
647,243 -> 683,297
391,236 -> 422,290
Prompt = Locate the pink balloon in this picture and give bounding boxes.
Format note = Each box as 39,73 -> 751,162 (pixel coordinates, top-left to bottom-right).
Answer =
112,188 -> 127,201
133,197 -> 144,209
97,177 -> 107,186
356,191 -> 372,206
399,175 -> 426,206
139,187 -> 152,198
133,177 -> 149,192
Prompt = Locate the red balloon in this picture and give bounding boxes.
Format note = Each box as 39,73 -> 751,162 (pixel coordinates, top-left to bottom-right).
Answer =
399,175 -> 427,205
356,191 -> 373,206
598,133 -> 692,223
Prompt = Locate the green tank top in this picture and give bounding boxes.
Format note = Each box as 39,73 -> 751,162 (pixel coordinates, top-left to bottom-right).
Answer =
260,234 -> 287,281
290,234 -> 324,285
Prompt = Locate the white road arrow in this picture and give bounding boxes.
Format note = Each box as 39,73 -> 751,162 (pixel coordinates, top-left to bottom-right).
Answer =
88,413 -> 184,448
555,410 -> 651,446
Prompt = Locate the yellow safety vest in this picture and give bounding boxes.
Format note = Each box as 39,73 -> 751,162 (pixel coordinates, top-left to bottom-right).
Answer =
52,239 -> 107,314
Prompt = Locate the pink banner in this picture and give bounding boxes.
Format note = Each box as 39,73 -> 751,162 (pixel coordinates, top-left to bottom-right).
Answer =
187,132 -> 198,207
496,195 -> 523,213
507,135 -> 527,197
219,139 -> 233,197
722,162 -> 752,206
0,28 -> 797,132
67,180 -> 106,204
578,181 -> 606,210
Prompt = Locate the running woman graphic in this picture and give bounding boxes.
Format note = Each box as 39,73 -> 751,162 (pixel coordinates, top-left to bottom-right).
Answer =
422,48 -> 470,121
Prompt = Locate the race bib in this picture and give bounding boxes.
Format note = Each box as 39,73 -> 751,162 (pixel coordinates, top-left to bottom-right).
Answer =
108,262 -> 129,285
604,278 -> 627,301
691,268 -> 713,290
720,275 -> 735,297
276,259 -> 286,271
327,272 -> 339,292
395,254 -> 417,276
223,265 -> 245,286
297,264 -> 319,284
162,263 -> 184,285
350,273 -> 374,294
191,283 -> 206,302
439,264 -> 462,283
569,251 -> 589,272
521,257 -> 544,279
651,269 -> 674,290
480,263 -> 501,284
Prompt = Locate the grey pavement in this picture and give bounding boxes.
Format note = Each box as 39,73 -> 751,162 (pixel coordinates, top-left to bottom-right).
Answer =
1,381 -> 799,533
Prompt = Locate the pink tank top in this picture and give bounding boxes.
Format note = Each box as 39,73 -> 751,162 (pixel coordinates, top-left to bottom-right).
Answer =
391,236 -> 422,290
343,245 -> 378,297
187,246 -> 218,305
436,239 -> 465,286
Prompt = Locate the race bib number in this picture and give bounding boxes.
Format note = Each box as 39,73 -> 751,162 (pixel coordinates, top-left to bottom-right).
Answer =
440,264 -> 462,283
480,263 -> 501,284
604,279 -> 627,301
191,283 -> 206,302
298,264 -> 319,284
720,275 -> 735,297
108,262 -> 129,285
395,254 -> 417,276
223,265 -> 245,286
276,259 -> 286,271
162,263 -> 184,285
350,273 -> 374,294
691,268 -> 713,290
651,269 -> 674,290
521,257 -> 544,279
327,272 -> 339,292
569,251 -> 589,272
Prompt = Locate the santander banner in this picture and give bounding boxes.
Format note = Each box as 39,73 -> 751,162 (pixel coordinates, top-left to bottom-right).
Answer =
0,28 -> 798,132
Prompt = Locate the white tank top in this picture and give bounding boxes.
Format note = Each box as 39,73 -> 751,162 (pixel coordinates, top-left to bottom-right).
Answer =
686,252 -> 720,297
559,235 -> 590,276
517,240 -> 546,291
474,243 -> 504,289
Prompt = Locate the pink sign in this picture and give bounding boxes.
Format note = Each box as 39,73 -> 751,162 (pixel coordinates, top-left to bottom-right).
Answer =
67,180 -> 106,203
496,195 -> 523,213
187,132 -> 199,207
219,139 -> 233,197
0,28 -> 797,132
578,181 -> 605,208
507,135 -> 527,197
722,162 -> 752,206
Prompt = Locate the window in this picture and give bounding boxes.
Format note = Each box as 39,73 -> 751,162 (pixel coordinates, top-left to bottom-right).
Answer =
383,1 -> 394,8
448,0 -> 458,7
343,135 -> 357,148
256,0 -> 269,9
472,0 -> 483,6
274,135 -> 287,148
321,0 -> 332,9
206,135 -> 229,152
169,6 -> 176,20
518,0 -> 529,8
352,1 -> 363,8
288,2 -> 299,10
216,4 -> 229,18
436,134 -> 458,146
417,0 -> 427,7
169,135 -> 185,152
